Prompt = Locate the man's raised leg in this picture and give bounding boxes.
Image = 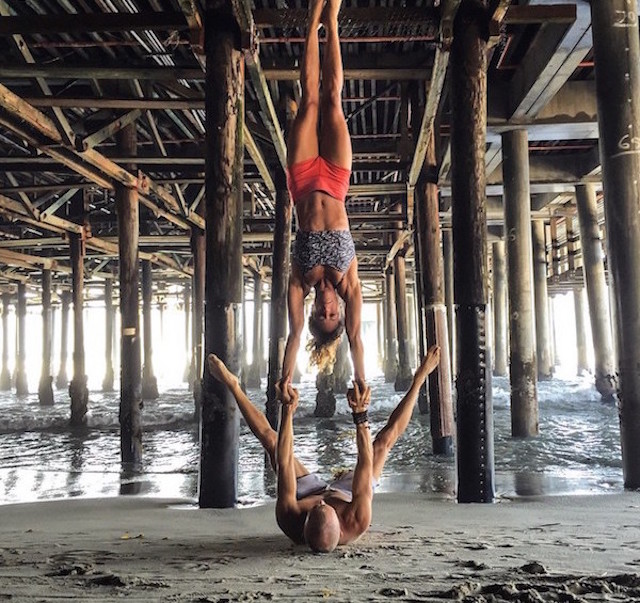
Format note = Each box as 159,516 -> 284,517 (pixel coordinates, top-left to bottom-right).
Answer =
371,346 -> 441,481
208,354 -> 311,477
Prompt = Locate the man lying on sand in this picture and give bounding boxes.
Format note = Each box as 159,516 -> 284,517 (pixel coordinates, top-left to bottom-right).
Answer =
207,345 -> 440,553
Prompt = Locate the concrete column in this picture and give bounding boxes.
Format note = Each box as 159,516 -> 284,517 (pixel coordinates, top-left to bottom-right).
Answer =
183,283 -> 191,383
116,122 -> 142,468
38,269 -> 54,405
443,229 -> 455,375
416,153 -> 454,454
384,269 -> 398,382
532,220 -> 553,379
492,241 -> 508,376
549,296 -> 560,367
575,184 -> 616,399
246,273 -> 263,388
393,252 -> 413,390
376,301 -> 384,371
15,282 -> 28,396
102,278 -> 115,392
450,0 -> 494,503
0,293 -> 11,390
56,290 -> 70,389
573,287 -> 589,374
141,260 -> 159,400
200,6 -> 243,508
590,0 -> 640,487
502,129 -> 538,437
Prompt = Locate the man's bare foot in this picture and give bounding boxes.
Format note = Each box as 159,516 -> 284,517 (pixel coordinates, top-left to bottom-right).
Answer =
413,345 -> 441,386
208,354 -> 239,389
309,0 -> 325,28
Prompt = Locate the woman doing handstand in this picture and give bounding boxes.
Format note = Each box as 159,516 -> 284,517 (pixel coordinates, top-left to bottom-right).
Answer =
282,0 -> 365,388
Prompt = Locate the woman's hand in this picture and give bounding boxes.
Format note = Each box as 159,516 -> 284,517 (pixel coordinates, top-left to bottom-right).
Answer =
347,380 -> 371,413
276,381 -> 299,414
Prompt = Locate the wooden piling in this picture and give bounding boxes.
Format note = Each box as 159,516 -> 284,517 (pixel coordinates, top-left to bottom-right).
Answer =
492,241 -> 508,376
266,169 -> 292,426
575,184 -> 616,400
55,290 -> 69,389
116,122 -> 142,468
102,278 -> 115,392
141,259 -> 159,400
15,282 -> 28,396
199,6 -> 244,508
183,283 -> 191,383
573,288 -> 589,374
443,229 -> 455,375
384,269 -> 398,383
191,220 -> 205,412
415,144 -> 454,454
0,292 -> 11,390
247,273 -> 263,388
532,220 -> 553,379
450,0 -> 495,503
393,249 -> 413,390
502,129 -> 539,437
69,213 -> 88,425
38,268 -> 54,405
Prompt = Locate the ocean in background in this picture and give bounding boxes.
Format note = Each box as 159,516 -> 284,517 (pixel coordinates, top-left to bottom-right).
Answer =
0,369 -> 622,506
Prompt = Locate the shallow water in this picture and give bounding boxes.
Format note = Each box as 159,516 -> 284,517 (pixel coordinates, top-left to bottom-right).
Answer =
0,371 -> 623,506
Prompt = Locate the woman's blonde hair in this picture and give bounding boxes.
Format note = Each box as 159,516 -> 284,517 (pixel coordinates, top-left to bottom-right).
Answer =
307,305 -> 345,373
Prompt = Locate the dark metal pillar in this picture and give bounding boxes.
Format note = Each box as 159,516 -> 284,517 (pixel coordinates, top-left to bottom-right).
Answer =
492,241 -> 508,376
116,123 -> 142,468
102,278 -> 115,392
575,184 -> 616,400
200,6 -> 244,507
141,260 -> 159,400
56,290 -> 70,389
15,282 -> 28,396
0,293 -> 11,390
502,129 -> 539,437
532,220 -> 553,379
38,269 -> 54,405
450,0 -> 494,502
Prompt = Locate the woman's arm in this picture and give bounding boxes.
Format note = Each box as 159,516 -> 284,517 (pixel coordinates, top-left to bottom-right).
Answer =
343,263 -> 365,386
281,264 -> 306,384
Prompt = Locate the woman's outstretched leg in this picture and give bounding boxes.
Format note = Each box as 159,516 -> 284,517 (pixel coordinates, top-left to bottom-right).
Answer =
371,346 -> 441,481
208,354 -> 310,477
319,0 -> 351,169
287,0 -> 324,166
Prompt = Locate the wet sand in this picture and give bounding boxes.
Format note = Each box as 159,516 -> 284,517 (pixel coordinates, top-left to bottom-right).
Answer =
1,493 -> 640,602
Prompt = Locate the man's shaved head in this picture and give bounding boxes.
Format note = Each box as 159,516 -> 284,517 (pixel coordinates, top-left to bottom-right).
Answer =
304,502 -> 341,553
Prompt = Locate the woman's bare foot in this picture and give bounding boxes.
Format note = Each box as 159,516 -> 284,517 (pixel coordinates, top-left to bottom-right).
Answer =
413,345 -> 441,386
309,0 -> 326,28
208,354 -> 239,389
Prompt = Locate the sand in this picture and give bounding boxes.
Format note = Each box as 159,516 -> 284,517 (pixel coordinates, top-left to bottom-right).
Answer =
1,492 -> 640,602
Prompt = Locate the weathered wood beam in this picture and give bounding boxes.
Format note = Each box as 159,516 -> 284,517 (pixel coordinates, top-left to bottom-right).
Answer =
0,269 -> 28,283
243,124 -> 275,195
0,248 -> 64,272
502,4 -> 577,25
76,109 -> 142,152
384,230 -> 412,271
0,1 -> 76,146
25,97 -> 205,110
0,65 -> 204,81
178,0 -> 205,55
0,11 -> 188,36
264,67 -> 429,81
